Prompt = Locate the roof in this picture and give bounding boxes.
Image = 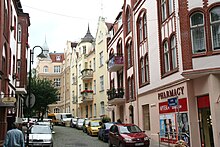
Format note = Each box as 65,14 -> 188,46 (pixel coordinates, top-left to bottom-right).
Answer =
49,53 -> 64,62
80,25 -> 94,43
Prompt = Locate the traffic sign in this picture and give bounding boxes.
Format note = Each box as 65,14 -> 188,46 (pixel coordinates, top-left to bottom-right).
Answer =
168,97 -> 178,107
25,93 -> 35,108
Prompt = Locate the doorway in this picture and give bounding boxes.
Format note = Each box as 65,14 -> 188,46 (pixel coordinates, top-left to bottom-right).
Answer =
197,95 -> 214,147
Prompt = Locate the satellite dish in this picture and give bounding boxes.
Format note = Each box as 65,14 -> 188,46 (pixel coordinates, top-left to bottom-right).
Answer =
25,93 -> 36,108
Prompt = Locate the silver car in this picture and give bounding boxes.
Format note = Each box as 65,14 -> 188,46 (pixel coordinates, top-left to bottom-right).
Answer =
27,125 -> 53,147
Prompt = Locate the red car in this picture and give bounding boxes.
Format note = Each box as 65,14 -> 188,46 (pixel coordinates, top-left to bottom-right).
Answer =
108,123 -> 150,147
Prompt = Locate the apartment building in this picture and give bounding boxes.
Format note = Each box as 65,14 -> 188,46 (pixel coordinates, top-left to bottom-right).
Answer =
0,0 -> 30,145
36,41 -> 64,114
107,0 -> 220,147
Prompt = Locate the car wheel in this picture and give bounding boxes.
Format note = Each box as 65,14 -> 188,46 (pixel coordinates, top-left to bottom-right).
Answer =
108,139 -> 113,147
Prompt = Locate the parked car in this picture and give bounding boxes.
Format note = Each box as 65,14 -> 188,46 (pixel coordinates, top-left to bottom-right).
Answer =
35,120 -> 55,134
82,119 -> 90,133
26,125 -> 53,147
87,120 -> 101,136
70,118 -> 78,128
98,122 -> 117,142
76,118 -> 84,129
108,123 -> 150,147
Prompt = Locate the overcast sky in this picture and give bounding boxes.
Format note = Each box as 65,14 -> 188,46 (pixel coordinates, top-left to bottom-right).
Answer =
20,0 -> 123,53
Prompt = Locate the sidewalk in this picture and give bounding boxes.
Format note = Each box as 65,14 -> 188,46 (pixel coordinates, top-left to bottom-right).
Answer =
150,139 -> 174,147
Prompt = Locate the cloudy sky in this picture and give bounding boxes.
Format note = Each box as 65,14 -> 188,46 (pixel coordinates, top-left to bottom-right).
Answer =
20,0 -> 123,53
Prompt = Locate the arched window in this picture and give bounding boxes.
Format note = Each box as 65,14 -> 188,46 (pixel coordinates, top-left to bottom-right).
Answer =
210,7 -> 220,50
138,18 -> 143,42
143,14 -> 147,39
190,12 -> 206,54
43,66 -> 48,73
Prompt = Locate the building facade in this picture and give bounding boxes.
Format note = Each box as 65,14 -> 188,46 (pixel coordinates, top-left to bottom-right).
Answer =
36,41 -> 64,114
0,0 -> 30,145
107,0 -> 220,147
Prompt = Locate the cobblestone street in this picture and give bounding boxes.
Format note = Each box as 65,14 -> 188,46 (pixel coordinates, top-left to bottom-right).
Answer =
53,126 -> 167,147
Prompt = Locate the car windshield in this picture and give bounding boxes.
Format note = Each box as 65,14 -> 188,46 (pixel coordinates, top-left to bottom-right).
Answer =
78,119 -> 84,123
91,122 -> 100,127
105,123 -> 114,129
30,126 -> 51,134
119,125 -> 142,134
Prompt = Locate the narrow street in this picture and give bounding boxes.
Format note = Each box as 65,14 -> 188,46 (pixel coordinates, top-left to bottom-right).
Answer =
53,126 -> 108,147
53,126 -> 167,147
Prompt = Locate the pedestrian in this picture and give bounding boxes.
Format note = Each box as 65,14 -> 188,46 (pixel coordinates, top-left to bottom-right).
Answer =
3,122 -> 25,147
117,119 -> 122,124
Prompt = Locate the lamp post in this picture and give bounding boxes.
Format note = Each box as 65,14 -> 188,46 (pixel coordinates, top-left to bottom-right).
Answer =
26,45 -> 47,146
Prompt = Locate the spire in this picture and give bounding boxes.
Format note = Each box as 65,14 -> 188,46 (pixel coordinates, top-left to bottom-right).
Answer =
81,24 -> 94,43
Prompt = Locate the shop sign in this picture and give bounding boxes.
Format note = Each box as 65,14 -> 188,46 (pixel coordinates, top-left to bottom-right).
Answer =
158,86 -> 184,100
1,97 -> 16,103
159,98 -> 188,114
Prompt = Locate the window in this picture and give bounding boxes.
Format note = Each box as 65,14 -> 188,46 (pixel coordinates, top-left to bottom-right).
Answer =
139,18 -> 143,42
210,7 -> 220,50
100,75 -> 104,91
93,58 -> 96,71
83,46 -> 86,54
90,105 -> 92,118
54,78 -> 61,87
79,84 -> 82,96
93,80 -> 96,94
161,0 -> 167,21
142,104 -> 150,130
164,41 -> 170,72
54,108 -> 60,113
126,8 -> 131,33
43,66 -> 48,73
143,15 -> 147,39
18,24 -> 21,43
127,41 -> 132,68
54,66 -> 61,73
79,64 -> 81,76
171,36 -> 177,69
56,55 -> 61,61
94,103 -> 97,117
14,16 -> 16,39
169,0 -> 174,15
57,93 -> 61,101
100,101 -> 105,115
131,77 -> 134,99
128,78 -> 132,100
141,58 -> 145,83
145,55 -> 149,82
99,51 -> 103,66
190,12 -> 206,54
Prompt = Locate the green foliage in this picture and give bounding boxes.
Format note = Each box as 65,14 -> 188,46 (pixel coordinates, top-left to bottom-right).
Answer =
24,77 -> 58,120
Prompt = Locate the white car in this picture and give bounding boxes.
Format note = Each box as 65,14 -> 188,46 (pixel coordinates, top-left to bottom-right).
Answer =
27,125 -> 53,147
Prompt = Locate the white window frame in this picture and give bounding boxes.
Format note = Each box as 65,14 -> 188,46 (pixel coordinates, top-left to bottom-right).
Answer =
210,7 -> 220,50
164,41 -> 170,73
100,75 -> 104,91
43,66 -> 48,73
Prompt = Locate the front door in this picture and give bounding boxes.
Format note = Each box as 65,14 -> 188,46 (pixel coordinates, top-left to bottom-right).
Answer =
197,95 -> 214,147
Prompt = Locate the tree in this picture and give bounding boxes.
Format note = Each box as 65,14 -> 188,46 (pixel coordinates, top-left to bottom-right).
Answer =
24,77 -> 58,120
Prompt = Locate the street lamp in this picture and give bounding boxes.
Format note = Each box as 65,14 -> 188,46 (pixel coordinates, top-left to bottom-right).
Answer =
26,45 -> 47,146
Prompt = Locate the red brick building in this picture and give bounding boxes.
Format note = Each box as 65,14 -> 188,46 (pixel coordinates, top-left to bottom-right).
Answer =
0,0 -> 30,145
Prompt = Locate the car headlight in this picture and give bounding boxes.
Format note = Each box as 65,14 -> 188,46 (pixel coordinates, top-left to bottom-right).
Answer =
123,138 -> 133,143
144,136 -> 150,141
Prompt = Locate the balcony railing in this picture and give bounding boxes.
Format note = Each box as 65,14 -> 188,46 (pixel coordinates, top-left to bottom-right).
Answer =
107,54 -> 124,72
107,87 -> 125,104
81,90 -> 93,102
81,69 -> 93,81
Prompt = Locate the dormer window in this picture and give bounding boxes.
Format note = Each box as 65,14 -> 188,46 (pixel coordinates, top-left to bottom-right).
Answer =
56,55 -> 61,61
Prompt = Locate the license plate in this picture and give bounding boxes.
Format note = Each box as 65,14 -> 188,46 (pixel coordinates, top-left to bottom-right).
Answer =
135,142 -> 144,146
33,143 -> 42,146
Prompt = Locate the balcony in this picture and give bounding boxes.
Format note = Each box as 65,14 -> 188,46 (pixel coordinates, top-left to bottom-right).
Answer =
107,54 -> 124,72
81,90 -> 93,102
81,69 -> 93,81
107,87 -> 125,105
